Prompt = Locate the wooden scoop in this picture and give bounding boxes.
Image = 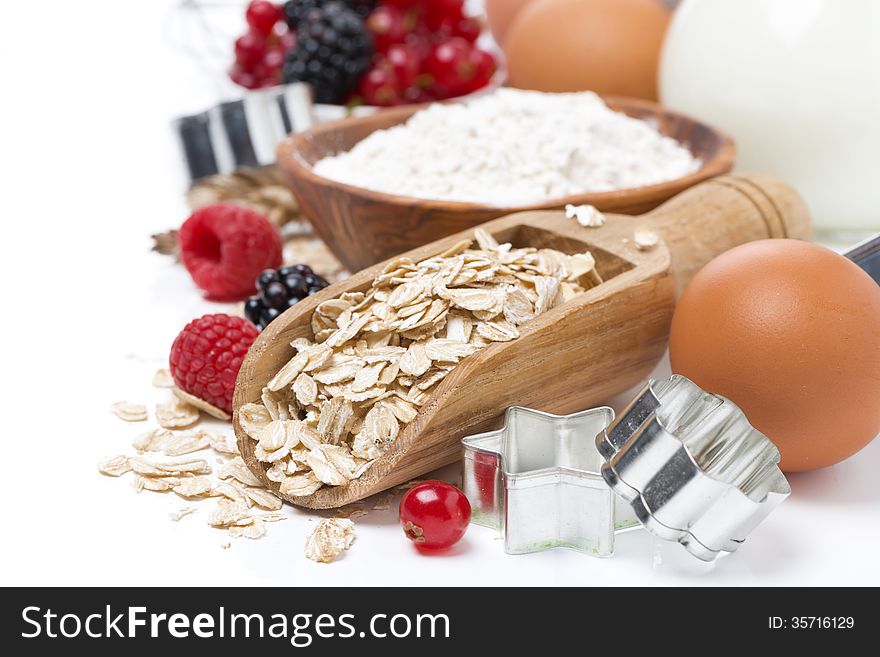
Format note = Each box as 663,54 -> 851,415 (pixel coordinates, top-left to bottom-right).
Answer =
233,174 -> 811,509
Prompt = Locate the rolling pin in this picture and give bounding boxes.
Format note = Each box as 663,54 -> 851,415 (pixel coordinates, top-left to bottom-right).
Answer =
233,173 -> 811,509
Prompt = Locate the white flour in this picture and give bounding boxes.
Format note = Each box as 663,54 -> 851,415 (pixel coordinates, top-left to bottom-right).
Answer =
313,89 -> 701,206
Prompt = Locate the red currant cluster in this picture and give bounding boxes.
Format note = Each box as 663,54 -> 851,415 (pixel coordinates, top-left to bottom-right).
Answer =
360,0 -> 497,106
230,1 -> 498,107
230,1 -> 292,89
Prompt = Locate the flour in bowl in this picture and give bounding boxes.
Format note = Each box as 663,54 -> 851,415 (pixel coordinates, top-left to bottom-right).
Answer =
312,89 -> 701,206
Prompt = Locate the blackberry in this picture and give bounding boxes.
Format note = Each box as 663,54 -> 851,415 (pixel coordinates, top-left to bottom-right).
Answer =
281,1 -> 373,104
244,264 -> 329,330
283,0 -> 376,28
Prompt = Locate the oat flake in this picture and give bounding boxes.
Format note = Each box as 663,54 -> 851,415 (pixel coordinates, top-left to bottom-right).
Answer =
304,518 -> 356,563
111,402 -> 148,422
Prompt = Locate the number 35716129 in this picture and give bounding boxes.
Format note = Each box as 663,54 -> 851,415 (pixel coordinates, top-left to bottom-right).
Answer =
769,617 -> 854,629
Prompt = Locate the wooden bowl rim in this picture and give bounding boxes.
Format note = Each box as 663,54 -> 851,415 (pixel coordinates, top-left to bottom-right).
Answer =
278,95 -> 736,213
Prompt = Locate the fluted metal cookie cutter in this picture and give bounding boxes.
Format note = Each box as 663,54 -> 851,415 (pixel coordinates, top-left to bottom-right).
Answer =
462,375 -> 790,561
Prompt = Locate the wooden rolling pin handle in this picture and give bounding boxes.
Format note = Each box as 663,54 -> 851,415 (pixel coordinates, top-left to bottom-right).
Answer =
639,173 -> 813,295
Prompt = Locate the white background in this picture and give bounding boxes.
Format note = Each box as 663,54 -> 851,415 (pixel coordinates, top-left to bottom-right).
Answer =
1,0 -> 878,587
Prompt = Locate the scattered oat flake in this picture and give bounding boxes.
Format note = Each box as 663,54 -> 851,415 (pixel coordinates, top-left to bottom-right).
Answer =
111,402 -> 148,422
221,542 -> 231,549
634,228 -> 660,251
156,398 -> 200,429
152,368 -> 175,388
132,428 -> 174,453
130,457 -> 212,477
213,481 -> 247,502
304,518 -> 356,563
243,487 -> 284,511
97,455 -> 131,477
205,431 -> 238,456
259,513 -> 288,524
173,388 -> 230,421
163,431 -> 211,456
173,476 -> 215,498
170,506 -> 198,521
208,500 -> 252,528
132,475 -> 178,492
229,519 -> 266,539
565,203 -> 606,227
219,457 -> 263,487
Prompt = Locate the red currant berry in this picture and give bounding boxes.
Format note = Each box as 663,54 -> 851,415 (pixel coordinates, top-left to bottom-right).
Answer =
386,44 -> 420,89
366,5 -> 411,53
453,16 -> 481,43
358,66 -> 402,106
403,85 -> 433,104
399,481 -> 471,550
425,81 -> 453,100
457,48 -> 496,94
423,0 -> 464,31
246,1 -> 282,37
382,0 -> 419,8
229,66 -> 259,90
404,31 -> 433,63
234,31 -> 268,70
425,37 -> 475,92
263,47 -> 286,75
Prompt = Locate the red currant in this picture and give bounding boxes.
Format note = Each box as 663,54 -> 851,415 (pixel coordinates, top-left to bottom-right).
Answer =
366,5 -> 412,53
229,65 -> 259,90
382,0 -> 419,8
399,481 -> 471,550
403,85 -> 433,104
453,16 -> 481,43
246,1 -> 282,37
234,31 -> 268,70
263,47 -> 286,78
425,37 -> 475,92
358,66 -> 402,106
457,48 -> 496,94
403,31 -> 433,63
386,44 -> 420,89
423,0 -> 464,31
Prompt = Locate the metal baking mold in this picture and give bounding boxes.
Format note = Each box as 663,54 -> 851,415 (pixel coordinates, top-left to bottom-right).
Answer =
462,375 -> 790,561
845,232 -> 880,284
462,406 -> 639,557
174,83 -> 315,182
597,375 -> 791,561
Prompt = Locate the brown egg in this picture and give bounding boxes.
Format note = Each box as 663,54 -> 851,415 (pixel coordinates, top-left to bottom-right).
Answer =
669,240 -> 880,472
504,0 -> 670,99
485,0 -> 537,46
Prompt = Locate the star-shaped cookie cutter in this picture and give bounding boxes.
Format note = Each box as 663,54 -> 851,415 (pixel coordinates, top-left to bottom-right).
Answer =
462,406 -> 639,557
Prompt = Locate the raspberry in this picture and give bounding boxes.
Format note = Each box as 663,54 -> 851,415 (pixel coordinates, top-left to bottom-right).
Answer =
169,314 -> 259,415
178,204 -> 282,301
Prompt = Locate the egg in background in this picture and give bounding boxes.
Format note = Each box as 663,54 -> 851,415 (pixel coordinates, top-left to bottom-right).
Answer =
485,0 -> 537,45
669,240 -> 880,473
504,0 -> 670,100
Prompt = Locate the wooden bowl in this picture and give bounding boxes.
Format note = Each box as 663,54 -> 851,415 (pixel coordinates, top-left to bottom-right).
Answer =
277,97 -> 736,272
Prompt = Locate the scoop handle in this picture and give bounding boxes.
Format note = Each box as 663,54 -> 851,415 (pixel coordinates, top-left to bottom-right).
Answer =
637,173 -> 813,294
